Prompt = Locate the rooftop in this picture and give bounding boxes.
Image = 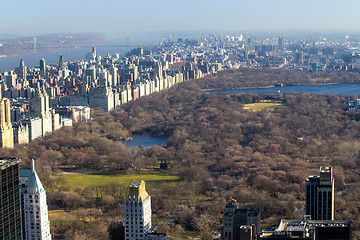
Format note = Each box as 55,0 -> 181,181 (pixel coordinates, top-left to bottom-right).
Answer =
0,157 -> 21,170
276,219 -> 352,232
320,166 -> 332,173
19,160 -> 45,193
240,225 -> 253,230
227,197 -> 237,203
128,180 -> 149,202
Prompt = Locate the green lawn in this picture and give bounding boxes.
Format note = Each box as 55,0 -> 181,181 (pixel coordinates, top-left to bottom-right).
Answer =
59,173 -> 180,189
243,101 -> 282,111
49,210 -> 78,222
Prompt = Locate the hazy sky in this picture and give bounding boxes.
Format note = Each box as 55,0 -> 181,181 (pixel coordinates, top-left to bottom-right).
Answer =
2,0 -> 360,35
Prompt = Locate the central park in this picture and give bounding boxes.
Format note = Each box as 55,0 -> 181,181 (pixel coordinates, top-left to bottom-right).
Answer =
3,68 -> 360,239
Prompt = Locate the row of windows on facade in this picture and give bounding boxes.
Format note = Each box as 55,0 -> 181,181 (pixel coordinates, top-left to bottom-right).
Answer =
23,190 -> 37,194
25,194 -> 39,199
28,222 -> 41,226
27,228 -> 48,233
25,217 -> 42,223
125,233 -> 144,238
27,217 -> 41,223
1,185 -> 18,191
125,221 -> 144,225
1,199 -> 20,206
125,201 -> 142,206
26,200 -> 40,205
26,210 -> 40,213
24,205 -> 41,211
126,227 -> 144,232
28,232 -> 51,240
1,218 -> 21,227
27,228 -> 48,234
126,213 -> 144,218
126,208 -> 142,213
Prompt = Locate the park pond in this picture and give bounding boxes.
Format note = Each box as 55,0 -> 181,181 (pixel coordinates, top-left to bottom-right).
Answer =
207,83 -> 360,95
122,134 -> 167,149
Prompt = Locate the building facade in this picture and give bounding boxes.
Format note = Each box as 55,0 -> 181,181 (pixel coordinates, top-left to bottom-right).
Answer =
306,166 -> 334,220
89,86 -> 115,112
124,180 -> 151,240
0,98 -> 14,148
222,197 -> 261,240
20,160 -> 51,240
0,158 -> 22,240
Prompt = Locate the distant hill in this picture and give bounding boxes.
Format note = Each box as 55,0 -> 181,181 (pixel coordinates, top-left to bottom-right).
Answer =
0,32 -> 105,57
0,34 -> 23,40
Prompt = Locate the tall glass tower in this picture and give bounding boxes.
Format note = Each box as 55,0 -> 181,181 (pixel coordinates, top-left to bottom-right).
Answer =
306,166 -> 335,220
0,158 -> 22,240
40,59 -> 46,79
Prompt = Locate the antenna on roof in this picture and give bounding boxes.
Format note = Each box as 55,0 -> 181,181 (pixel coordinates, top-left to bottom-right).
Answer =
31,159 -> 35,172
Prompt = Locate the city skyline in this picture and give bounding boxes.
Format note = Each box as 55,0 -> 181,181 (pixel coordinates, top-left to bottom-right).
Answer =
1,0 -> 360,36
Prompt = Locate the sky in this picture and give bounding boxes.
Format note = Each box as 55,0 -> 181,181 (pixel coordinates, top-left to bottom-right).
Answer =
1,0 -> 360,36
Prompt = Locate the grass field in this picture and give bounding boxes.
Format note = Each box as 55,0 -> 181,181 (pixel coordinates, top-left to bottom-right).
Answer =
58,173 -> 180,189
243,101 -> 283,111
48,210 -> 78,222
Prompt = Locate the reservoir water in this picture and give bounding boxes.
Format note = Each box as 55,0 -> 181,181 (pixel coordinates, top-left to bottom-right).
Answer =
123,134 -> 167,149
207,84 -> 360,95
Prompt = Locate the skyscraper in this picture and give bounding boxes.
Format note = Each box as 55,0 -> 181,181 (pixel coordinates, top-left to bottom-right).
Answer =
29,87 -> 53,137
278,37 -> 285,47
92,46 -> 96,59
0,158 -> 22,240
40,59 -> 46,79
58,55 -> 64,70
0,98 -> 14,148
33,38 -> 37,54
15,59 -> 27,81
154,61 -> 163,80
306,166 -> 334,220
20,160 -> 51,240
124,180 -> 151,240
85,47 -> 96,61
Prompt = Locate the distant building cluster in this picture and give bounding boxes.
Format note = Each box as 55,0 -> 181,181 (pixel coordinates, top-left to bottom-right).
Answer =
0,34 -> 358,147
0,39 -> 226,147
0,158 -> 51,240
221,166 -> 353,240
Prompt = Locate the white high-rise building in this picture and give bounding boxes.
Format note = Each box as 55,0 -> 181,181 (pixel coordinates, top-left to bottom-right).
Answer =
124,180 -> 151,240
20,160 -> 51,240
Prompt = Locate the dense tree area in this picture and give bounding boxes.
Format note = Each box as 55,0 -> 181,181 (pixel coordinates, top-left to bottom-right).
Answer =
2,68 -> 360,239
